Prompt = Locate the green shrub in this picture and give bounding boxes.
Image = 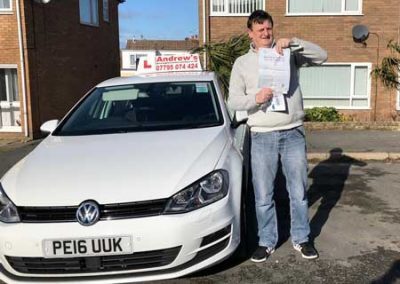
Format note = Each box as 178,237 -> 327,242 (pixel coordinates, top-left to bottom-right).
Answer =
304,107 -> 342,122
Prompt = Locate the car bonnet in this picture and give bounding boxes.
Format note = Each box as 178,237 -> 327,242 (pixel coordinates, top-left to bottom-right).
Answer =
1,126 -> 229,206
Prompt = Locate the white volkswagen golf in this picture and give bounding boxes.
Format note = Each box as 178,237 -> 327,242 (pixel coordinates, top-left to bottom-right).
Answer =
0,71 -> 249,283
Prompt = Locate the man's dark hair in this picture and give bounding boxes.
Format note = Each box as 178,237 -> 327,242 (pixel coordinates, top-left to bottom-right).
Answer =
247,10 -> 273,29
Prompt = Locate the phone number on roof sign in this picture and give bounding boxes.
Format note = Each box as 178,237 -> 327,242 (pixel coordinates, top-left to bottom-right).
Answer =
155,63 -> 200,71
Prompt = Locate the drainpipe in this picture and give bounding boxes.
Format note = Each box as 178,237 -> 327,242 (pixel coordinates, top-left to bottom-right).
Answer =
202,0 -> 207,68
16,0 -> 29,137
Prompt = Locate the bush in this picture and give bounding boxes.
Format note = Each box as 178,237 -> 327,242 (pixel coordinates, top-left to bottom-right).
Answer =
304,107 -> 342,122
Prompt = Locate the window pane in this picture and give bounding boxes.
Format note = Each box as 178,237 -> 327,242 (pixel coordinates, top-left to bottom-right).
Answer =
300,66 -> 351,98
91,0 -> 99,24
351,99 -> 368,107
0,70 -> 6,101
304,99 -> 350,108
288,0 -> 305,13
228,0 -> 261,14
79,0 -> 91,23
103,0 -> 109,21
345,0 -> 358,11
323,0 -> 341,12
289,0 -> 344,13
212,0 -> 225,12
354,66 -> 368,96
10,69 -> 18,101
0,0 -> 11,9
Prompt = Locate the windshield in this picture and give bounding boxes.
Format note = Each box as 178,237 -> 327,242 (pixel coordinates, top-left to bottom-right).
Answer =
54,81 -> 223,136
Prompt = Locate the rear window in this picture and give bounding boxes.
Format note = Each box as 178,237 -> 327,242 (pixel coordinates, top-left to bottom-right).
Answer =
54,81 -> 223,136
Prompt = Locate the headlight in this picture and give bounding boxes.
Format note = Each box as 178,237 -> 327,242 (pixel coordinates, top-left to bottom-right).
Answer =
164,170 -> 229,214
0,183 -> 20,223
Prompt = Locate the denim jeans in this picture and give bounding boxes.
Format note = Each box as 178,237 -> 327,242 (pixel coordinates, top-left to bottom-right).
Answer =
251,125 -> 310,248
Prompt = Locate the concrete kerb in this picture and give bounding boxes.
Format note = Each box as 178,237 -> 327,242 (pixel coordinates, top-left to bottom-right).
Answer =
307,152 -> 400,162
0,138 -> 399,162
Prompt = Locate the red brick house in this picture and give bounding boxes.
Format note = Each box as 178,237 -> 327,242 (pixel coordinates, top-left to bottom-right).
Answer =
0,0 -> 123,138
199,0 -> 400,122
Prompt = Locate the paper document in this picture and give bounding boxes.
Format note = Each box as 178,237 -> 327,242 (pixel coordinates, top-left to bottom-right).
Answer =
258,48 -> 291,112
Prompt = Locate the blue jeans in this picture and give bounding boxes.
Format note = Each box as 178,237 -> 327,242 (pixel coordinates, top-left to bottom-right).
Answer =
251,126 -> 310,248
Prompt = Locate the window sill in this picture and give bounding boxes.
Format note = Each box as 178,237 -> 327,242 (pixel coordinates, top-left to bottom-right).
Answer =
0,126 -> 22,132
80,22 -> 100,28
0,11 -> 13,15
305,106 -> 371,110
210,14 -> 252,17
285,13 -> 363,17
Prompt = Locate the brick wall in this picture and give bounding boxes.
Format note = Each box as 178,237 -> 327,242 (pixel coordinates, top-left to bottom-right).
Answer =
199,0 -> 400,122
0,0 -> 24,137
23,0 -> 121,137
0,3 -> 19,64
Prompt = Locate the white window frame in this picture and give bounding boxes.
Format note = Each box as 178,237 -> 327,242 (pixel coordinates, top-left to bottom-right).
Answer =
0,0 -> 12,13
0,64 -> 21,132
302,62 -> 371,110
210,0 -> 265,16
79,0 -> 99,27
286,0 -> 363,16
103,0 -> 109,22
397,74 -> 400,110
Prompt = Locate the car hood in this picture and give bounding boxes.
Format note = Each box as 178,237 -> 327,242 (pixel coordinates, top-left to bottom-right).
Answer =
2,127 -> 229,206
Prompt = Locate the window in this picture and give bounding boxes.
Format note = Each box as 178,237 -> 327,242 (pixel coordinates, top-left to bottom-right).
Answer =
0,69 -> 18,102
0,68 -> 20,128
287,0 -> 362,15
129,54 -> 147,70
54,82 -> 223,136
300,63 -> 371,109
0,0 -> 12,12
210,0 -> 265,16
103,0 -> 109,22
79,0 -> 99,26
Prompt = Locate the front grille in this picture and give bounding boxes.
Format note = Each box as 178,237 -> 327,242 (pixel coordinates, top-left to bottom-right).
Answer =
17,199 -> 168,223
6,246 -> 181,274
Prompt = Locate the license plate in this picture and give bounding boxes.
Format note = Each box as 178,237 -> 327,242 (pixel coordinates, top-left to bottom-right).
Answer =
42,236 -> 133,258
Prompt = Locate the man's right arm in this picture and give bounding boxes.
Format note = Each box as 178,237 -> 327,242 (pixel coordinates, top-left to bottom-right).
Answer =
227,60 -> 259,111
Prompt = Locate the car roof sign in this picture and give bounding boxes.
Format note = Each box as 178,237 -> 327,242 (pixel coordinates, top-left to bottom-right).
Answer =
137,53 -> 202,74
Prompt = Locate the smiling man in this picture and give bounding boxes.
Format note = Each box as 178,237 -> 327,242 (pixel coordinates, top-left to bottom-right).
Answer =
228,10 -> 327,262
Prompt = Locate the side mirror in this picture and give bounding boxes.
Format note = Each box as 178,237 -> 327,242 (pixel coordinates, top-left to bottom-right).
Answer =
40,119 -> 59,134
231,111 -> 248,129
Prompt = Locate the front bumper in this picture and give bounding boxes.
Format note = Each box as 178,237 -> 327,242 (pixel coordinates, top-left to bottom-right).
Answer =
0,196 -> 240,283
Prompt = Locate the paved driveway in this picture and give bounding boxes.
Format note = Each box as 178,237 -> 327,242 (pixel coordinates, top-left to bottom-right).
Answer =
0,143 -> 399,283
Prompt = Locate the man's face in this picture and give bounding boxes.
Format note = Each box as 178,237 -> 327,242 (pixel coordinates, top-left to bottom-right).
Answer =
248,20 -> 274,50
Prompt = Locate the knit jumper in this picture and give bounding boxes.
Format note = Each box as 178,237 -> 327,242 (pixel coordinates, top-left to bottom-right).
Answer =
228,37 -> 327,132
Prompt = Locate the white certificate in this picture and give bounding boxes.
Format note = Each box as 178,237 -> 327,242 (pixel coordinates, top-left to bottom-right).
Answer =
258,48 -> 291,112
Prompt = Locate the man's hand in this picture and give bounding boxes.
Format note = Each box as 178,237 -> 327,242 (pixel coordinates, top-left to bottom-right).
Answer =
275,38 -> 291,55
256,88 -> 273,105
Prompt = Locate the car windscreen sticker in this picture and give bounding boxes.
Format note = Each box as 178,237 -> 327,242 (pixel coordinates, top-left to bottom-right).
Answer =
102,89 -> 139,101
196,83 -> 208,93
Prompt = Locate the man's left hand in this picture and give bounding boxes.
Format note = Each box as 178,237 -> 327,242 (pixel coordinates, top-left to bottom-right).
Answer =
275,38 -> 291,55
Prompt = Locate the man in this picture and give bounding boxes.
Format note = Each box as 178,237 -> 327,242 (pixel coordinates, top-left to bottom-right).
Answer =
228,10 -> 327,262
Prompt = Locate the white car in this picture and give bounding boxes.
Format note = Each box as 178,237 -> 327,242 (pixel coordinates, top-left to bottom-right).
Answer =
0,71 -> 249,283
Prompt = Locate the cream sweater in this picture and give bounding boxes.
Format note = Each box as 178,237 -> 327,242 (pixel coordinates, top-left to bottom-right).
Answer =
228,38 -> 327,132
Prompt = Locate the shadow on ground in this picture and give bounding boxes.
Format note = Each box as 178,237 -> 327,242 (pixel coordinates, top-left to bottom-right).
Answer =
188,148 -> 369,279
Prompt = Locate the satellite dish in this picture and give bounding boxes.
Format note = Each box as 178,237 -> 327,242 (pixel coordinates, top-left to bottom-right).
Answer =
352,25 -> 369,42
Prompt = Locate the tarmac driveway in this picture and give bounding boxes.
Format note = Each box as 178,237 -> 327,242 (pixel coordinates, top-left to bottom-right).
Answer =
0,143 -> 399,283
154,159 -> 400,284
